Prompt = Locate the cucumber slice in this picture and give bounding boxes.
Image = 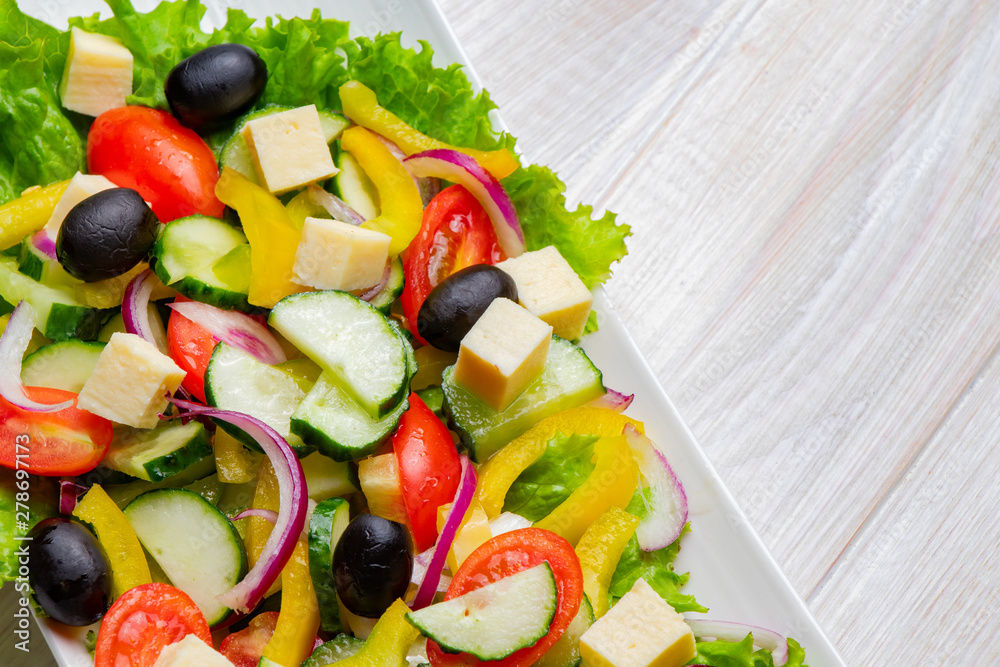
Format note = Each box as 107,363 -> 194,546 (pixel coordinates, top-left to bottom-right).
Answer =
125,488 -> 247,626
0,256 -> 109,340
150,215 -> 253,312
415,386 -> 445,417
406,563 -> 558,660
269,290 -> 409,419
97,312 -> 125,341
102,455 -> 217,509
205,343 -> 315,457
331,150 -> 378,220
301,451 -> 356,501
368,256 -> 404,316
21,339 -> 105,392
104,420 -> 213,482
17,235 -> 78,287
443,337 -> 605,462
302,635 -> 365,667
290,371 -> 409,462
535,593 -> 595,667
308,497 -> 351,633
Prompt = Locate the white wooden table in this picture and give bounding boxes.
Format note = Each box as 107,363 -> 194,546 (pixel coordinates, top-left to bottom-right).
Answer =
5,0 -> 999,665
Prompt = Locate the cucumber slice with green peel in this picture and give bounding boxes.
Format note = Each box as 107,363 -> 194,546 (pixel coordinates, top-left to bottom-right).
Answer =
102,455 -> 217,509
302,634 -> 365,667
97,312 -> 125,342
150,215 -> 253,312
443,337 -> 606,463
17,236 -> 79,287
308,497 -> 351,634
535,593 -> 595,667
415,386 -> 445,417
368,256 -> 404,316
125,488 -> 247,626
205,343 -> 315,457
290,371 -> 409,462
331,150 -> 379,220
21,339 -> 105,392
104,420 -> 213,482
0,256 -> 110,340
406,563 -> 558,660
269,290 -> 409,420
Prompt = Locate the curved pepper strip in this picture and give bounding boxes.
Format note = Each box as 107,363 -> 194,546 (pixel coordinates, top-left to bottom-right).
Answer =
339,126 -> 424,257
247,458 -> 282,597
575,506 -> 639,618
335,598 -> 419,667
261,539 -> 320,667
534,434 -> 639,546
0,180 -> 68,251
72,483 -> 151,600
475,407 -> 644,519
215,167 -> 306,308
340,81 -> 519,180
213,429 -> 257,484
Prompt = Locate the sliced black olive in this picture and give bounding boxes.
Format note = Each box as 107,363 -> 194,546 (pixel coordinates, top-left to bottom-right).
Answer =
56,188 -> 159,282
165,44 -> 267,131
417,264 -> 518,351
333,514 -> 412,618
28,518 -> 110,627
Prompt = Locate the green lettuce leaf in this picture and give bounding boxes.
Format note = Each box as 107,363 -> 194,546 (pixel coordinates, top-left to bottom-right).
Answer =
609,524 -> 707,614
501,432 -> 599,521
689,636 -> 807,667
0,468 -> 56,582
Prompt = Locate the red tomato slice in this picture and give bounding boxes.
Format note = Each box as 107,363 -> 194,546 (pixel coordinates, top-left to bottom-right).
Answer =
94,583 -> 212,667
0,387 -> 112,476
427,528 -> 584,667
401,185 -> 505,345
392,393 -> 462,552
218,611 -> 322,667
166,296 -> 217,403
87,106 -> 225,222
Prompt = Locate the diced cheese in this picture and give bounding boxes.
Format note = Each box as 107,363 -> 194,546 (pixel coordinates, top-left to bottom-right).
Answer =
579,578 -> 696,667
496,245 -> 593,340
152,634 -> 232,667
452,298 -> 552,412
292,216 -> 391,290
77,333 -> 186,429
242,105 -> 338,194
42,172 -> 117,239
59,27 -> 133,117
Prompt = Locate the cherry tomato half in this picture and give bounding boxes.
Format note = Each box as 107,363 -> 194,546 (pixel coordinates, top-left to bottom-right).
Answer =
87,106 -> 225,222
401,185 -> 505,345
0,387 -> 112,476
166,296 -> 217,403
94,582 -> 212,667
392,393 -> 462,552
427,528 -> 584,667
219,611 -> 322,667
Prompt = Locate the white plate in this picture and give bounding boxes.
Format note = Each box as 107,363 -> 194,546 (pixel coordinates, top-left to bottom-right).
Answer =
24,1 -> 846,665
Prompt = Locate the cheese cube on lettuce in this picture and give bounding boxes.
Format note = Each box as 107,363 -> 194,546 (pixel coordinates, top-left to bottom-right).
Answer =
497,245 -> 592,340
241,105 -> 338,194
59,27 -> 134,117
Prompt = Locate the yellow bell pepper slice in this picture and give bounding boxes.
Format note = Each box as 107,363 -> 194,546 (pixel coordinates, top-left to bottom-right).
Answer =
72,484 -> 151,599
335,598 -> 419,667
214,429 -> 258,484
340,81 -> 519,180
575,506 -> 639,618
215,167 -> 306,308
475,407 -> 643,518
247,458 -> 282,597
0,180 -> 68,251
437,499 -> 492,573
339,126 -> 423,257
411,345 -> 457,391
534,434 -> 639,545
261,539 -> 320,667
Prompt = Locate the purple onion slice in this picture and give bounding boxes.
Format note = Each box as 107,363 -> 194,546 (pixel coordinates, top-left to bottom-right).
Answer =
0,301 -> 73,412
623,424 -> 688,550
167,300 -> 286,365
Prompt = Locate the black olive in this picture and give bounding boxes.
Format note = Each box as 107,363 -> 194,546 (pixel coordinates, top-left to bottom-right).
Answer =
165,44 -> 267,131
28,518 -> 110,626
417,264 -> 518,351
333,514 -> 412,618
56,188 -> 159,282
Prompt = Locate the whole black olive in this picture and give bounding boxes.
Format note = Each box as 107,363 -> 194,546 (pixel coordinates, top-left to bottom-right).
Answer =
27,518 -> 110,626
57,188 -> 159,282
333,514 -> 412,618
417,264 -> 518,351
165,44 -> 268,131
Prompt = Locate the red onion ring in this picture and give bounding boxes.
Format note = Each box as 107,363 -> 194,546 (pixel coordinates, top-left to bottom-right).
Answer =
403,149 -> 525,257
687,619 -> 789,666
410,455 -> 477,610
164,400 -> 307,614
167,301 -> 286,366
375,135 -> 441,206
59,479 -> 88,515
586,388 -> 634,412
623,424 -> 688,551
233,508 -> 278,523
410,548 -> 452,594
31,230 -> 58,260
0,301 -> 73,412
307,184 -> 365,226
122,269 -> 166,353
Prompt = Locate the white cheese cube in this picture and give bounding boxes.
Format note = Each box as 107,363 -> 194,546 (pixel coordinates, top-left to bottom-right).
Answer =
579,578 -> 696,667
242,105 -> 338,194
496,245 -> 593,340
152,634 -> 232,667
77,333 -> 186,429
452,298 -> 552,412
292,216 -> 391,290
43,172 -> 117,238
59,27 -> 134,117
